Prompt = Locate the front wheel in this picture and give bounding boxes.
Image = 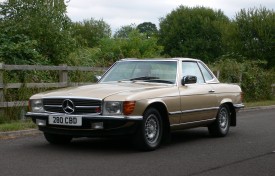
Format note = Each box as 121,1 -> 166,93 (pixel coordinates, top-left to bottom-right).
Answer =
208,104 -> 231,137
44,133 -> 73,145
133,108 -> 163,151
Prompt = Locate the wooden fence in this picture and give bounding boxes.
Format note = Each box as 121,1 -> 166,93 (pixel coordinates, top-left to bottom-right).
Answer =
0,63 -> 274,109
0,63 -> 107,108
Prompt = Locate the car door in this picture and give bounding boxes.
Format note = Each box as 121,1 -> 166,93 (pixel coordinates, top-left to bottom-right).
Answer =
179,61 -> 218,124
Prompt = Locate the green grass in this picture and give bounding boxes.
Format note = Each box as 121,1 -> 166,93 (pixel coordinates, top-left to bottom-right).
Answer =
244,97 -> 275,107
0,120 -> 36,132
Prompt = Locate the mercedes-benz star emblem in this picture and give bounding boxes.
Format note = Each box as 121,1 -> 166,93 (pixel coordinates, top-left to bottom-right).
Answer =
62,99 -> 75,114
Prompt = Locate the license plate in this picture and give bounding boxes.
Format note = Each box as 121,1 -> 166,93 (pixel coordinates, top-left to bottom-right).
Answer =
49,115 -> 82,126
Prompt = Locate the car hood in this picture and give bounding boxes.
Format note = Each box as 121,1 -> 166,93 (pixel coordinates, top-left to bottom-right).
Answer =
30,82 -> 173,100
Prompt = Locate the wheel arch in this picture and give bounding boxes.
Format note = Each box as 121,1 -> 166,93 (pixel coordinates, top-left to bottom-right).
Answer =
144,102 -> 171,143
220,102 -> 236,126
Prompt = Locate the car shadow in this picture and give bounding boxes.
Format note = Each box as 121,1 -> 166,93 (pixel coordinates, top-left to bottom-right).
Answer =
28,127 -> 228,154
37,128 -> 211,151
69,136 -> 136,153
170,128 -> 211,144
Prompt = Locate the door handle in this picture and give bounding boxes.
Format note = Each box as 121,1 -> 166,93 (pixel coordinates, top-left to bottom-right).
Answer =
209,90 -> 215,93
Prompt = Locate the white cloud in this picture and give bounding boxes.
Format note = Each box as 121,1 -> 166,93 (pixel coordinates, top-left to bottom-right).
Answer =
66,0 -> 275,32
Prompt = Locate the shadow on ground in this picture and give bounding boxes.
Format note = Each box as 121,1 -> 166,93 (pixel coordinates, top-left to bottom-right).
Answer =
30,127 -> 216,153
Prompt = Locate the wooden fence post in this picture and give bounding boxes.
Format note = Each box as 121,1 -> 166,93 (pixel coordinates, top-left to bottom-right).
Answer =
59,64 -> 68,87
0,63 -> 5,117
215,70 -> 220,79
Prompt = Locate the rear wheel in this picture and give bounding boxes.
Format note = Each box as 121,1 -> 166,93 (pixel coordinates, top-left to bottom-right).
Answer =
44,133 -> 73,145
133,108 -> 163,151
208,104 -> 230,137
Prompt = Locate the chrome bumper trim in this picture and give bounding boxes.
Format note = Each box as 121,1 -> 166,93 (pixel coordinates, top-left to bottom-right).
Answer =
234,103 -> 245,109
25,112 -> 143,121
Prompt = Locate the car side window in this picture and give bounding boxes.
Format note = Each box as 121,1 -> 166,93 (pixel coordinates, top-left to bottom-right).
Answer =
182,62 -> 204,83
198,62 -> 214,81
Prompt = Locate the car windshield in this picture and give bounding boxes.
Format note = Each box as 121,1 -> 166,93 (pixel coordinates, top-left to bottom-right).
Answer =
99,60 -> 178,84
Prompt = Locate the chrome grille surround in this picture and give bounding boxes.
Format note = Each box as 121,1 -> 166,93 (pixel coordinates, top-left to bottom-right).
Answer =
43,98 -> 102,114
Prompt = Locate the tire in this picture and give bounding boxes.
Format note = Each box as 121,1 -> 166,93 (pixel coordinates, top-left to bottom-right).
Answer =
44,133 -> 73,145
133,108 -> 163,151
208,104 -> 231,137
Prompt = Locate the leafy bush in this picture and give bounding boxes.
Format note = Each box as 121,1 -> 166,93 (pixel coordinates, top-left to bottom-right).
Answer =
213,58 -> 274,101
212,58 -> 242,83
241,62 -> 273,101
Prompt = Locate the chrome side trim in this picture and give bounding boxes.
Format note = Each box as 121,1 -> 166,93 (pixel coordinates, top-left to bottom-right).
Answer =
170,118 -> 216,127
169,111 -> 182,115
169,107 -> 219,115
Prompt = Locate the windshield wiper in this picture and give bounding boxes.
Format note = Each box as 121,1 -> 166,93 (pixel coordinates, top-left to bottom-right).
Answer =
144,79 -> 174,84
117,77 -> 174,84
130,76 -> 159,81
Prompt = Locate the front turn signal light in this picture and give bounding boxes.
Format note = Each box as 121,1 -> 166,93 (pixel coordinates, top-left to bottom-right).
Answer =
123,101 -> 136,115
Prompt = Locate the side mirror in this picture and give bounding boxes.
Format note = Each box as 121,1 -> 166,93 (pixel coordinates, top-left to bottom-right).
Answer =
181,75 -> 197,85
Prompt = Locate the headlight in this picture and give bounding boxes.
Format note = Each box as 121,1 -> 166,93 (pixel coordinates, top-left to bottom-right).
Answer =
103,101 -> 136,116
29,99 -> 45,112
103,101 -> 122,115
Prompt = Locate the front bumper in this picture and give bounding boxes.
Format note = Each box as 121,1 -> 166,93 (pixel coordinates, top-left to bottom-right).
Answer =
25,112 -> 143,137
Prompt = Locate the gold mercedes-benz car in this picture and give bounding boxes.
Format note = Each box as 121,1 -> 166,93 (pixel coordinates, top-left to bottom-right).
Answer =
26,58 -> 244,150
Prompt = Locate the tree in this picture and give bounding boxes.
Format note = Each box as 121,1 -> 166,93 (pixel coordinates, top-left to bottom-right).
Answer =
137,22 -> 158,39
0,0 -> 76,65
98,30 -> 163,62
0,33 -> 44,64
158,6 -> 229,62
116,30 -> 163,58
68,30 -> 164,67
71,18 -> 111,48
114,24 -> 136,39
232,7 -> 275,68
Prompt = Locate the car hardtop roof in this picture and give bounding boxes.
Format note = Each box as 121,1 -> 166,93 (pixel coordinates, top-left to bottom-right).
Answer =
120,58 -> 201,62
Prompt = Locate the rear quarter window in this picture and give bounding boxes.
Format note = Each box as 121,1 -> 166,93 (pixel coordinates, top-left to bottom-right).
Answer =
198,62 -> 214,82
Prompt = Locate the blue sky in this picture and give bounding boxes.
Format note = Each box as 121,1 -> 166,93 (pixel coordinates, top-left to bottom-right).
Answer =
65,0 -> 275,32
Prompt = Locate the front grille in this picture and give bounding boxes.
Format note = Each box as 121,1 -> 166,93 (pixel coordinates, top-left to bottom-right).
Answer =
43,98 -> 101,114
